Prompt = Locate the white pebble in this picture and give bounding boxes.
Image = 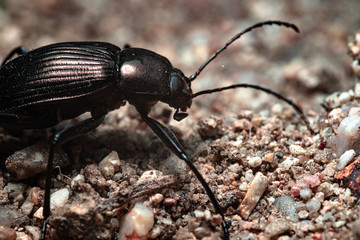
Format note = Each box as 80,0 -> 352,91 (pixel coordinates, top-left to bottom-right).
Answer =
289,144 -> 306,155
300,188 -> 312,200
338,91 -> 352,105
306,198 -> 321,213
337,149 -> 356,170
118,201 -> 154,240
99,151 -> 121,180
50,188 -> 69,212
137,170 -> 163,184
329,115 -> 360,156
279,157 -> 300,170
71,174 -> 85,187
248,156 -> 262,168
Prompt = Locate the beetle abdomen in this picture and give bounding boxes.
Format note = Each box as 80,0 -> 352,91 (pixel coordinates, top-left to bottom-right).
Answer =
0,42 -> 121,112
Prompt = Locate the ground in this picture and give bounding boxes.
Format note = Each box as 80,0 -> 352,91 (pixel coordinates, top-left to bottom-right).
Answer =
1,1 -> 360,240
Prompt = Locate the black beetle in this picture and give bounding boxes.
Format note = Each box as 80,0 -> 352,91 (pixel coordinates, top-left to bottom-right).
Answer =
0,21 -> 310,239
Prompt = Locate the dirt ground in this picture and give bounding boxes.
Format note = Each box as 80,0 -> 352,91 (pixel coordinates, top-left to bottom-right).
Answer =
1,1 -> 360,239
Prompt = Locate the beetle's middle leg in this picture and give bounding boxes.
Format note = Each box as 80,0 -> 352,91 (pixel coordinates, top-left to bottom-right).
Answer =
1,46 -> 29,66
41,114 -> 105,239
139,113 -> 229,239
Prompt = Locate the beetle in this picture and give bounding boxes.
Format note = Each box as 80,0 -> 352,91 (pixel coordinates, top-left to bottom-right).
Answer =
0,20 -> 311,239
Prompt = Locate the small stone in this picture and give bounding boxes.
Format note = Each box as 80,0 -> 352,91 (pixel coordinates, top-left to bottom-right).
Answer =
163,198 -> 177,206
262,152 -> 275,163
194,226 -> 211,238
5,142 -> 69,180
333,220 -> 346,228
279,157 -> 300,170
118,201 -> 154,240
337,149 -> 356,170
0,226 -> 16,240
233,118 -> 253,131
274,196 -> 299,222
25,226 -> 41,240
99,151 -> 121,180
84,164 -> 106,191
306,198 -> 321,213
137,170 -> 163,183
298,210 -> 309,219
149,193 -> 164,205
265,218 -> 292,238
194,210 -> 205,218
300,189 -> 312,200
237,172 -> 268,219
289,144 -> 306,155
248,156 -> 262,168
303,174 -> 321,188
0,205 -> 29,227
50,188 -> 70,212
4,182 -> 27,200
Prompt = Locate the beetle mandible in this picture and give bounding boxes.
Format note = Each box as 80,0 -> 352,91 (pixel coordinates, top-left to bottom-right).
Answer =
0,20 -> 311,240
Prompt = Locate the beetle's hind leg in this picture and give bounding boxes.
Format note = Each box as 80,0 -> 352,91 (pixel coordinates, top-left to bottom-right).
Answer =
41,114 -> 105,240
1,46 -> 29,66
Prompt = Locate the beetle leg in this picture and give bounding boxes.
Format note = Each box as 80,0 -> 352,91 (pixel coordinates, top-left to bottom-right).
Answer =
41,115 -> 105,239
0,113 -> 57,129
1,46 -> 29,66
140,113 -> 229,239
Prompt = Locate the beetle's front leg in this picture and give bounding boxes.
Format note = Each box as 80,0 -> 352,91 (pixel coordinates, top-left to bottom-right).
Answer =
41,114 -> 105,240
139,113 -> 229,240
1,46 -> 29,66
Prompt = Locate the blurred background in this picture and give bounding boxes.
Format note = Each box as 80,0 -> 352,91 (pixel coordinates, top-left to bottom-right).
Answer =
0,0 -> 359,118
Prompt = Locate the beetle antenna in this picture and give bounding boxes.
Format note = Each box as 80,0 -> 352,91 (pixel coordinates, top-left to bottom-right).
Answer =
191,83 -> 313,133
189,20 -> 299,82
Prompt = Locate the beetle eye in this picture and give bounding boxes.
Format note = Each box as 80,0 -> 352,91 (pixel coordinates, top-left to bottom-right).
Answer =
170,74 -> 183,95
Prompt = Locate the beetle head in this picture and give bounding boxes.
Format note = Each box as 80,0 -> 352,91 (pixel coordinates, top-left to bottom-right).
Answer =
168,68 -> 192,121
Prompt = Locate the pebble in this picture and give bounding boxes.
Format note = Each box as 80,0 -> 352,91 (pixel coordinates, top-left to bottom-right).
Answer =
163,198 -> 177,206
274,196 -> 299,222
337,149 -> 356,170
4,182 -> 27,201
118,201 -> 154,240
84,164 -> 107,191
300,188 -> 312,200
328,108 -> 344,125
137,170 -> 163,183
303,174 -> 321,188
0,226 -> 16,240
279,157 -> 300,170
50,188 -> 70,212
306,198 -> 321,213
333,220 -> 346,228
289,144 -> 306,155
329,115 -> 360,157
99,151 -> 121,180
237,172 -> 268,219
20,187 -> 41,216
149,193 -> 164,205
248,156 -> 262,168
264,218 -> 292,238
25,225 -> 41,240
298,210 -> 309,219
0,205 -> 29,227
5,142 -> 69,180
